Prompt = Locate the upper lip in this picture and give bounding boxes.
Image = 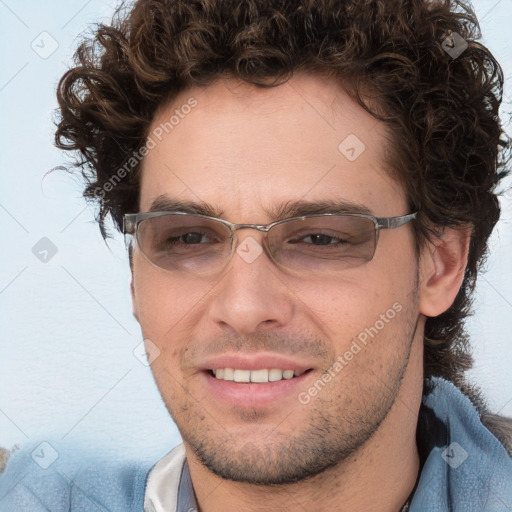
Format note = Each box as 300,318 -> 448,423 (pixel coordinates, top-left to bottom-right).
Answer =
199,353 -> 314,372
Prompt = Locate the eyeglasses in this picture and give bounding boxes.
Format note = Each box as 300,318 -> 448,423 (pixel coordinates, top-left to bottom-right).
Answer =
123,211 -> 417,276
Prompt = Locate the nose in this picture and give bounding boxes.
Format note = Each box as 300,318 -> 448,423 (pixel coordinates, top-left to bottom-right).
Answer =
207,234 -> 295,334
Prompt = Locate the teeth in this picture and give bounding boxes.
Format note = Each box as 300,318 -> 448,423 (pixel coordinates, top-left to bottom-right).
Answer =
223,368 -> 234,381
233,369 -> 251,383
212,368 -> 306,383
269,368 -> 283,382
250,369 -> 269,383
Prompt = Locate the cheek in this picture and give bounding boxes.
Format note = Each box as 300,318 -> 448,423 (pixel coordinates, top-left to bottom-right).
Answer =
298,276 -> 418,396
131,257 -> 209,355
292,271 -> 409,338
132,265 -> 206,406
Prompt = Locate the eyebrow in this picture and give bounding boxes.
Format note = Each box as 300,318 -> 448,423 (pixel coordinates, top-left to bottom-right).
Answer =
147,195 -> 374,220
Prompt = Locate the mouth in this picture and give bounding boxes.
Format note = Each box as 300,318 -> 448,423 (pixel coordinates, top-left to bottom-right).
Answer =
210,368 -> 312,383
197,352 -> 318,408
199,355 -> 316,408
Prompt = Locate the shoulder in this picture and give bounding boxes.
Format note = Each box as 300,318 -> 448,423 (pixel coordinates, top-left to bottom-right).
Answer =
0,441 -> 154,512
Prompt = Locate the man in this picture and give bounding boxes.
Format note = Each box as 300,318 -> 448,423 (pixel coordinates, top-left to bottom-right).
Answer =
1,0 -> 511,510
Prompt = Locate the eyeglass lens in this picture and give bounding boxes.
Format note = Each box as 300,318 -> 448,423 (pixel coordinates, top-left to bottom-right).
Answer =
135,214 -> 377,274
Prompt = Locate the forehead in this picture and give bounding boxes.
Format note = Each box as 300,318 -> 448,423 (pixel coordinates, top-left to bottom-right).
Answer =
139,73 -> 406,219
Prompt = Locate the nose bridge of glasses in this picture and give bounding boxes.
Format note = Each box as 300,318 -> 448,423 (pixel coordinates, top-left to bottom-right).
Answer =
228,223 -> 272,255
231,222 -> 271,234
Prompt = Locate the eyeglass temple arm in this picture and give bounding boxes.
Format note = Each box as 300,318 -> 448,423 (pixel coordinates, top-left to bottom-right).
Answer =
123,214 -> 138,235
376,212 -> 417,230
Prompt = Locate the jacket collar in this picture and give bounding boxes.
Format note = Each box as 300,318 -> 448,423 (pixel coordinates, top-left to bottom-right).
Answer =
410,377 -> 512,511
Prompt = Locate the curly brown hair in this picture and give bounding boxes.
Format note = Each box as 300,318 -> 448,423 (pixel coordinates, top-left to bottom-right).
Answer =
55,0 -> 510,411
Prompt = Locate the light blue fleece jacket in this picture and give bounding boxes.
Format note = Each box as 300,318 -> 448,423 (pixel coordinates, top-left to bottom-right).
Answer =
1,377 -> 511,511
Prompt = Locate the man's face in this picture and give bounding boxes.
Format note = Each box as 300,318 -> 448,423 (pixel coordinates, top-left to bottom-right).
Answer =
131,74 -> 423,484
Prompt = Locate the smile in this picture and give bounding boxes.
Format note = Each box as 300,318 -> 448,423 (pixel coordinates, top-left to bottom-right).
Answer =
211,368 -> 309,383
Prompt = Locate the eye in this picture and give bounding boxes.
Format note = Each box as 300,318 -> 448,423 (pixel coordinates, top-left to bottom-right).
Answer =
170,232 -> 212,245
286,230 -> 352,247
154,229 -> 220,253
299,233 -> 348,246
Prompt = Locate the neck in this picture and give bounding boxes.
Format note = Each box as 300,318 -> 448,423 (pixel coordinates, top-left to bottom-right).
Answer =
186,337 -> 424,512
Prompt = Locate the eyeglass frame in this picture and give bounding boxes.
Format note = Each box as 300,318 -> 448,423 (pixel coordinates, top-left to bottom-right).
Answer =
123,210 -> 418,272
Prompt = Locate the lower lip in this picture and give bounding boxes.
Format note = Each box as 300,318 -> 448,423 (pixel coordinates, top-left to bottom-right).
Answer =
201,371 -> 311,408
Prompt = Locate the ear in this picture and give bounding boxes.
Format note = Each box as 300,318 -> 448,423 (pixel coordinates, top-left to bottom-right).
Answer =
129,246 -> 140,322
419,225 -> 471,317
130,279 -> 140,322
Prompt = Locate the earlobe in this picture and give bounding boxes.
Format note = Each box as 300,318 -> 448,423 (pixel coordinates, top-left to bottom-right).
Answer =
419,226 -> 471,318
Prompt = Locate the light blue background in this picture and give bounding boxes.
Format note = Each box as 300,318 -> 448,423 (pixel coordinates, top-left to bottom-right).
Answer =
0,0 -> 511,463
